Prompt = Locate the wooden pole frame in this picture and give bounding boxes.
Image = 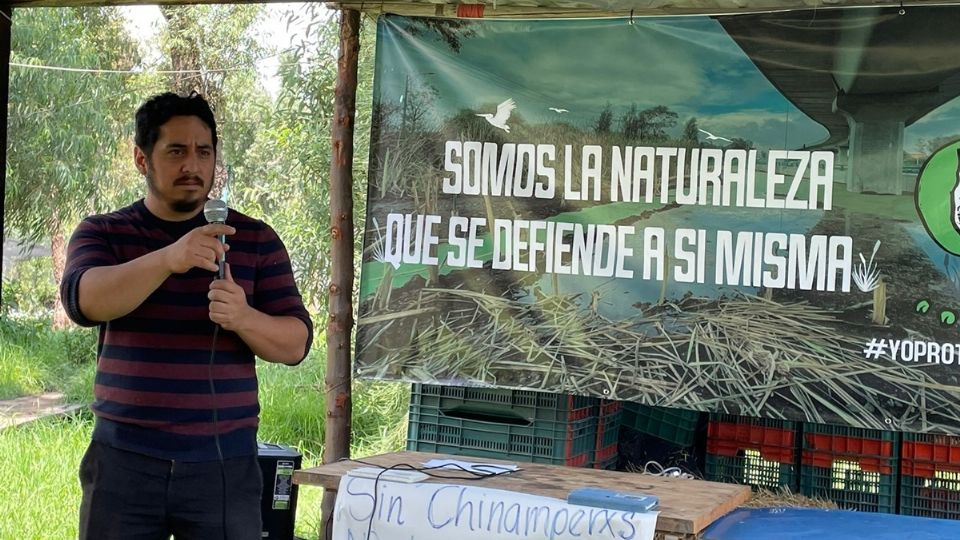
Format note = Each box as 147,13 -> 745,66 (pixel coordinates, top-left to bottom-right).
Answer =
0,5 -> 10,308
321,7 -> 360,537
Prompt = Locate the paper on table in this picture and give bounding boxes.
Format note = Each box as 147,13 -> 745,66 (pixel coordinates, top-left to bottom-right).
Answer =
422,458 -> 519,474
333,475 -> 658,540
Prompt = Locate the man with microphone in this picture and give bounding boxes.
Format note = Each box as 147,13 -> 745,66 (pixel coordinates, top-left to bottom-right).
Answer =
60,91 -> 313,539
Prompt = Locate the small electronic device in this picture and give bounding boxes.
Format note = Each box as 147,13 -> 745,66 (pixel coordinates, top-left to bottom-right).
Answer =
567,487 -> 659,513
346,466 -> 429,483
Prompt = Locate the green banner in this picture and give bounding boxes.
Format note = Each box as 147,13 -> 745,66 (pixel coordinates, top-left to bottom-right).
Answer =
357,7 -> 960,433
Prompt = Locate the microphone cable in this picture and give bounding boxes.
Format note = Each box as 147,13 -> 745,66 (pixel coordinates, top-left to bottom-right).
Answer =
204,195 -> 230,539
208,322 -> 228,540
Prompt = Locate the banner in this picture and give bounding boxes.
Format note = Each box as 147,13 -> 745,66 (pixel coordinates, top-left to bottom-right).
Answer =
356,7 -> 960,432
332,476 -> 658,540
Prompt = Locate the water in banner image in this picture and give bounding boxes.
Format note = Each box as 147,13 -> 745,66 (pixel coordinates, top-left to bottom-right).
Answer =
529,199 -> 824,322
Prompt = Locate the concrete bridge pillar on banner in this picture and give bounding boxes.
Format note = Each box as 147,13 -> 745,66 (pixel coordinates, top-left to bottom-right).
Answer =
835,93 -> 912,195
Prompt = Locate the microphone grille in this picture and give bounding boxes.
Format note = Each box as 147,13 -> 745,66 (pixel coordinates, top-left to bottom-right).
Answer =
203,198 -> 229,224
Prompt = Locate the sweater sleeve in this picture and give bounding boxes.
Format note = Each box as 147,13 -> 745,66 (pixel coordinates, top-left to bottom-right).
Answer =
59,218 -> 117,327
254,223 -> 314,363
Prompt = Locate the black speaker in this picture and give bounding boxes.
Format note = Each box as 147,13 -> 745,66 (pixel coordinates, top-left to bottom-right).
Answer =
257,442 -> 302,540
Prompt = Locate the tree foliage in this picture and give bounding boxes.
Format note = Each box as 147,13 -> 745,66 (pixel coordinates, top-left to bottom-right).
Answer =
3,5 -> 369,319
5,8 -> 142,325
683,117 -> 699,143
595,103 -> 613,134
6,8 -> 140,245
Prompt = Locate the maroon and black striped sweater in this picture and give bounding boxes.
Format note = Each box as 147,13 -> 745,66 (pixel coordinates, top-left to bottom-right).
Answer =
60,199 -> 313,461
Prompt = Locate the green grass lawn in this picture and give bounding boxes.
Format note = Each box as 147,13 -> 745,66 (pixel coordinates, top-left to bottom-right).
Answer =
0,317 -> 409,540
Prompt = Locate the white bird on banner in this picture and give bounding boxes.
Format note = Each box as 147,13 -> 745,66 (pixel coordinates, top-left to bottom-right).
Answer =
549,107 -> 569,113
477,98 -> 516,132
698,128 -> 732,143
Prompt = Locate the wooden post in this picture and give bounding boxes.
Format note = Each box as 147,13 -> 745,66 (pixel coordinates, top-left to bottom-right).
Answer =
321,8 -> 360,538
0,5 -> 11,309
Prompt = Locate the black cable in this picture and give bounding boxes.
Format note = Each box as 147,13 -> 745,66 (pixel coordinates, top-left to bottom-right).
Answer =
208,323 -> 227,540
324,458 -> 521,539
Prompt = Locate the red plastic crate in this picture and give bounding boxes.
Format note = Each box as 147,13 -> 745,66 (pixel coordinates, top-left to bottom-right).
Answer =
705,414 -> 799,491
707,419 -> 797,465
800,423 -> 898,513
594,443 -> 618,470
901,433 -> 960,519
596,400 -> 622,451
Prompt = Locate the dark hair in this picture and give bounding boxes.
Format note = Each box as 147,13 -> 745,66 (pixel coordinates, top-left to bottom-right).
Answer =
134,91 -> 218,156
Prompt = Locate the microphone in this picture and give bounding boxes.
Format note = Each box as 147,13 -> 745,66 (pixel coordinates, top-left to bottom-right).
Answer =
203,199 -> 229,279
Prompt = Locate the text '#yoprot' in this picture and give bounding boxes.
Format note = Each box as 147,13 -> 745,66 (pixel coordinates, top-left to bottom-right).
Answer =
863,338 -> 960,364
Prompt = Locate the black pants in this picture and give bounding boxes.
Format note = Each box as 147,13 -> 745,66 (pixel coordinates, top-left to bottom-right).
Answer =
78,440 -> 262,540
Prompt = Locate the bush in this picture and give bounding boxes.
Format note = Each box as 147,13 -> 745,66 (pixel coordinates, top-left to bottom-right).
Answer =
1,256 -> 57,318
0,316 -> 97,400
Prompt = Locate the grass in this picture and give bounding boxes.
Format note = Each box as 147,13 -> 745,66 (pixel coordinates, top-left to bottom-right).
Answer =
0,317 -> 410,540
0,412 -> 92,540
0,316 -> 97,402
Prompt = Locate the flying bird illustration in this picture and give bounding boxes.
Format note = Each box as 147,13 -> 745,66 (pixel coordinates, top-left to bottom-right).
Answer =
477,98 -> 516,132
549,107 -> 569,114
698,128 -> 732,143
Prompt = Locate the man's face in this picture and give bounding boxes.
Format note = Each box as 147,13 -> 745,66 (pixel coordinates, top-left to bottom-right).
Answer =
137,115 -> 216,217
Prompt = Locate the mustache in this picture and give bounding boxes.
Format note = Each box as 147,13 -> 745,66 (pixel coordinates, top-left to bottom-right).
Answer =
173,175 -> 205,185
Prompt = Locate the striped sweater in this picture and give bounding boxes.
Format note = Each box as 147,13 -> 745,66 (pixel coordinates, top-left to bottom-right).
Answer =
60,199 -> 313,461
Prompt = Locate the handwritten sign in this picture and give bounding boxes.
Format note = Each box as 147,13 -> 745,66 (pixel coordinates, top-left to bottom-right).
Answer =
332,475 -> 658,540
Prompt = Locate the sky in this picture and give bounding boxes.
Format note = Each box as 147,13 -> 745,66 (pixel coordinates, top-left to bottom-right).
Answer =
376,15 -> 827,150
119,2 -> 316,98
375,14 -> 960,153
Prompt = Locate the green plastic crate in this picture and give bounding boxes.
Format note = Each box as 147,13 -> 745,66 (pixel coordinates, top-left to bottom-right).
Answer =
800,423 -> 899,513
411,384 -> 598,423
407,401 -> 597,467
621,402 -> 702,445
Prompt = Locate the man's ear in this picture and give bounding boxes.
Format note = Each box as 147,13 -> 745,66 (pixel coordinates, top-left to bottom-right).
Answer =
134,146 -> 148,176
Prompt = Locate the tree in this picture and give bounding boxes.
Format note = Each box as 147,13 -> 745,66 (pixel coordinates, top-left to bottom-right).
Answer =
157,5 -> 270,186
683,117 -> 699,143
5,8 -> 140,327
639,105 -> 678,142
595,103 -> 613,134
234,8 -> 378,311
620,104 -> 641,139
728,137 -> 754,150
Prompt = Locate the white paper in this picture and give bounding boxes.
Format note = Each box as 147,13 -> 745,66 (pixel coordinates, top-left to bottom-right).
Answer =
332,475 -> 658,540
422,458 -> 520,474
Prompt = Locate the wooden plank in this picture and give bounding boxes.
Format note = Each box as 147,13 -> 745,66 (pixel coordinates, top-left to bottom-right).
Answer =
294,451 -> 751,536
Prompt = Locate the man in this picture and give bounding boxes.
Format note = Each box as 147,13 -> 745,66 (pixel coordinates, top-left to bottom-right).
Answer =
60,92 -> 313,540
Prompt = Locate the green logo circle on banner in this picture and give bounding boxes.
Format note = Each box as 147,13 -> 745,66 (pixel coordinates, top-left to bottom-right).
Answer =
916,140 -> 960,256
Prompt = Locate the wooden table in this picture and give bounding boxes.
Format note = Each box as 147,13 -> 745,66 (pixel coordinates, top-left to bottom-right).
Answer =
294,451 -> 751,539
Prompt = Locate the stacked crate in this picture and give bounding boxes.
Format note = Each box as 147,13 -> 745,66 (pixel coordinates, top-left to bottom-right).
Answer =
407,384 -> 599,467
618,402 -> 705,474
705,414 -> 800,492
593,399 -> 622,469
800,423 -> 899,513
900,433 -> 960,519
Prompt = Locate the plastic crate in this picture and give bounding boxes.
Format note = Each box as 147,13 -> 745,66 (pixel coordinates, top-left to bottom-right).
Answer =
900,433 -> 960,519
407,400 -> 597,467
411,384 -> 598,423
800,423 -> 899,513
621,402 -> 702,446
618,427 -> 704,476
596,400 -> 622,450
705,414 -> 799,491
593,443 -> 618,470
